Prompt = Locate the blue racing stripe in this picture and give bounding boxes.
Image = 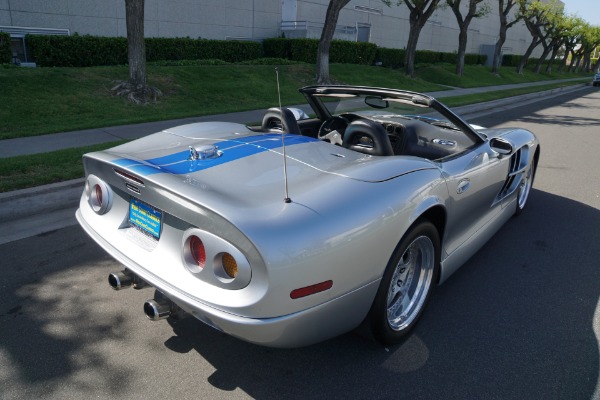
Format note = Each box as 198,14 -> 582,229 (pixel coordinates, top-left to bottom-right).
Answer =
113,134 -> 317,176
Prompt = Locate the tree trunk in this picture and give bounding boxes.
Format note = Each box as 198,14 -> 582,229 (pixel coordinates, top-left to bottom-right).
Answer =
533,44 -> 551,73
404,22 -> 422,77
593,57 -> 600,73
125,0 -> 146,88
492,0 -> 519,75
492,24 -> 508,74
558,47 -> 573,73
456,26 -> 467,76
582,52 -> 592,73
403,0 -> 439,78
545,44 -> 560,73
316,0 -> 350,85
516,36 -> 540,74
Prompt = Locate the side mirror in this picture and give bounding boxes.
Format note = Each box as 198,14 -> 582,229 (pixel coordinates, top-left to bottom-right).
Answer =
490,137 -> 513,156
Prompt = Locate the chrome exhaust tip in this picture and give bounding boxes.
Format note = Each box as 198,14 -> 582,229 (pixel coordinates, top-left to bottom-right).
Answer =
143,299 -> 171,321
108,271 -> 133,290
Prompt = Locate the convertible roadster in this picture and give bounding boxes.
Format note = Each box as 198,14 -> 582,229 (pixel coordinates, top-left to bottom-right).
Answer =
76,85 -> 539,347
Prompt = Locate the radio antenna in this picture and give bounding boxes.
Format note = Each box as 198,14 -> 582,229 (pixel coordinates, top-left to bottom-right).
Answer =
276,67 -> 292,203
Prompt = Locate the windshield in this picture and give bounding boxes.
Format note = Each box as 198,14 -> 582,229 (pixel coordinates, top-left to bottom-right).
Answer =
314,93 -> 458,129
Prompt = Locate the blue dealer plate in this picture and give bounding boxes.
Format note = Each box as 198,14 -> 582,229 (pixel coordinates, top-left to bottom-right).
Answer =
129,198 -> 162,239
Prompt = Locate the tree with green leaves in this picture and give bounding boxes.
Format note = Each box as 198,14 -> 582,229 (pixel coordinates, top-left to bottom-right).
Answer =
447,0 -> 490,76
543,14 -> 579,73
577,25 -> 600,72
531,6 -> 566,73
491,0 -> 524,74
515,0 -> 561,74
316,0 -> 351,84
558,16 -> 585,72
383,0 -> 441,77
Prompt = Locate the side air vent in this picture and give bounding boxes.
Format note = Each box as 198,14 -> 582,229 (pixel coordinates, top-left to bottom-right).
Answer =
495,146 -> 530,204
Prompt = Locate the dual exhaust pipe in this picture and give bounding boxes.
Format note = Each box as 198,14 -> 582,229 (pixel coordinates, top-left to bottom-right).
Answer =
108,269 -> 186,321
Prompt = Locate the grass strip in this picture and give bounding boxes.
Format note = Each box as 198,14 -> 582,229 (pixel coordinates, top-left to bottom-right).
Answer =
0,80 -> 590,192
0,141 -> 126,192
4,62 -> 588,141
0,63 -> 449,140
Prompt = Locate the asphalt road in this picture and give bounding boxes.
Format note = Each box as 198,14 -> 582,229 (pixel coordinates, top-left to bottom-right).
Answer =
1,88 -> 599,400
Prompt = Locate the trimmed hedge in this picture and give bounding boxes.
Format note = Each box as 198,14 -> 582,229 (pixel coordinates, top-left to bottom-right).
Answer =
374,49 -> 484,69
375,47 -> 405,68
28,34 -> 262,67
27,34 -> 127,67
502,54 -> 543,68
263,38 -> 376,65
26,33 -> 488,69
146,38 -> 262,63
0,32 -> 11,64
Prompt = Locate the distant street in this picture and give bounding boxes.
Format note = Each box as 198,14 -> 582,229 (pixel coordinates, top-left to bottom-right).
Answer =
1,87 -> 599,400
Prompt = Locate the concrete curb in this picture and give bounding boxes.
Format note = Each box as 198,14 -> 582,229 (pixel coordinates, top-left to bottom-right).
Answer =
0,178 -> 84,223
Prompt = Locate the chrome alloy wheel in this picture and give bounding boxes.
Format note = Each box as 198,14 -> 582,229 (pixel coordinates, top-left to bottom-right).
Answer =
517,166 -> 533,210
386,236 -> 435,331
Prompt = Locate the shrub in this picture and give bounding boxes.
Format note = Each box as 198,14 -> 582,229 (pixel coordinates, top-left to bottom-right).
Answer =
330,40 -> 377,65
0,32 -> 11,64
375,47 -> 405,68
465,53 -> 484,65
415,50 -> 442,64
502,54 -> 522,67
440,52 -> 457,64
238,57 -> 304,65
263,38 -> 376,65
27,34 -> 127,67
27,35 -> 263,67
263,38 -> 291,59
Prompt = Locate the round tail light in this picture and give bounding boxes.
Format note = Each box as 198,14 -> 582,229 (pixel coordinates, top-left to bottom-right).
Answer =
85,175 -> 112,215
94,184 -> 103,207
189,235 -> 206,269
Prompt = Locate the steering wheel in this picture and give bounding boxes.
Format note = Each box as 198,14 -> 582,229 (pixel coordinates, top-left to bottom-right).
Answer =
317,116 -> 349,146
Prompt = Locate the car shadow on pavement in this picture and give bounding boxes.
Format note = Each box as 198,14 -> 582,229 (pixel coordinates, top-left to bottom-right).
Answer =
161,188 -> 600,400
0,188 -> 598,399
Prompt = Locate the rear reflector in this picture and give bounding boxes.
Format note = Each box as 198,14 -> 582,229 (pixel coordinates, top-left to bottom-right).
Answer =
290,280 -> 333,299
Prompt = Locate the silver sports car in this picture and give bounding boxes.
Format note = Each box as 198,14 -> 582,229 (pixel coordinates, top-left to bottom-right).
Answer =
76,85 -> 539,348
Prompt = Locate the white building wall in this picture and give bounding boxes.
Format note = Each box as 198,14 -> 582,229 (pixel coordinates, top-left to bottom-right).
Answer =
0,0 -> 542,57
289,0 -> 542,57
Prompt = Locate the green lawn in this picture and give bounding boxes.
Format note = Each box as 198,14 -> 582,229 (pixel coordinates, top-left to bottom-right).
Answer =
0,141 -> 125,192
415,63 -> 589,88
2,62 -> 588,141
0,61 -> 591,192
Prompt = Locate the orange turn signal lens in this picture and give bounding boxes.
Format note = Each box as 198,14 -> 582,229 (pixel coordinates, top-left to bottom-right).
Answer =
222,253 -> 238,278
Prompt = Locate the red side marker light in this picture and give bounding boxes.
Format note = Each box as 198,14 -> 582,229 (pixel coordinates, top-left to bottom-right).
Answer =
290,280 -> 333,299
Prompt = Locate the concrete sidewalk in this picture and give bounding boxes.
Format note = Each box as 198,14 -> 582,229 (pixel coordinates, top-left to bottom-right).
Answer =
0,77 -> 587,159
0,78 -> 591,245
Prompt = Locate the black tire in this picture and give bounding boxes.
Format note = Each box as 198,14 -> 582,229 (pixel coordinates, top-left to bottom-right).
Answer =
368,220 -> 440,345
